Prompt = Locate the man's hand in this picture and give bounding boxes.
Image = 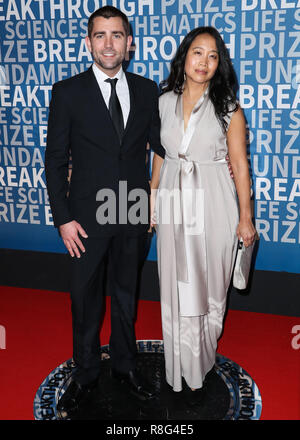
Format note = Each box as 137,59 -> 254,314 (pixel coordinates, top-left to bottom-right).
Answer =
59,220 -> 88,258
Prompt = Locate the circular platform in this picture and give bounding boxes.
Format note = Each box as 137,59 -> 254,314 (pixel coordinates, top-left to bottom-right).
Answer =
33,340 -> 262,420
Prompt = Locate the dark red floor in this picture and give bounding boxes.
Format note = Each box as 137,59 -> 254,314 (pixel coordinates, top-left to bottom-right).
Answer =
0,286 -> 299,420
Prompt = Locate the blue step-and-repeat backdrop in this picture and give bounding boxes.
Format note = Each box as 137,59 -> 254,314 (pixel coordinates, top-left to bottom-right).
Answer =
0,0 -> 299,274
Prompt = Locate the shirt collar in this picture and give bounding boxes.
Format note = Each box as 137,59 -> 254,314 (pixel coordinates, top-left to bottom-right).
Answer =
92,63 -> 124,84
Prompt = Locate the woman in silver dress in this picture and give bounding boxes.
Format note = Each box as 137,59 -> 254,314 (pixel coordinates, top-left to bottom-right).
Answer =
150,27 -> 256,395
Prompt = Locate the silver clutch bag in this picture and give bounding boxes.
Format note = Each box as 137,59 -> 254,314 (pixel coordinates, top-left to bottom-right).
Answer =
233,239 -> 255,290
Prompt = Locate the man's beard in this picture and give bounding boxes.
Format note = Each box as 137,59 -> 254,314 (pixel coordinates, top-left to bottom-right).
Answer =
92,49 -> 124,72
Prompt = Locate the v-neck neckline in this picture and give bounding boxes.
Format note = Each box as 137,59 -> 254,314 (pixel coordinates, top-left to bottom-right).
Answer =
174,89 -> 210,155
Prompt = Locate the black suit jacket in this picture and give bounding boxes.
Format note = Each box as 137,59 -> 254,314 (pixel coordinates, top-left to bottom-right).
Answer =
45,67 -> 165,237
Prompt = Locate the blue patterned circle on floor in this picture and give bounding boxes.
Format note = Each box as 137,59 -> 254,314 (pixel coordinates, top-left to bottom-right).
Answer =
33,340 -> 262,420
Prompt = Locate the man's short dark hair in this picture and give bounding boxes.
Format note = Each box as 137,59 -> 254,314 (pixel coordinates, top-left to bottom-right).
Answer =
88,6 -> 130,37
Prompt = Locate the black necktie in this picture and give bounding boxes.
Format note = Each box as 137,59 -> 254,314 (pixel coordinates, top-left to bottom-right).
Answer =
105,78 -> 124,143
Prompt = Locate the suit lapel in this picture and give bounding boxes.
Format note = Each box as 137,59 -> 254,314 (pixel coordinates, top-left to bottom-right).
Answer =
85,66 -> 108,116
123,72 -> 137,140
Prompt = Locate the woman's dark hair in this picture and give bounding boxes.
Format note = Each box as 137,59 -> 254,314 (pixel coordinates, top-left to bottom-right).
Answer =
88,6 -> 130,38
161,27 -> 238,132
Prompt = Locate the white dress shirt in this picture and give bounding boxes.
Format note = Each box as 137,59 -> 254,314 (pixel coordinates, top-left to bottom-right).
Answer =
92,63 -> 130,127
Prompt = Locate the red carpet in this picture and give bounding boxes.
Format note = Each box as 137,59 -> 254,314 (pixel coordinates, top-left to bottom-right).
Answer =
0,285 -> 299,420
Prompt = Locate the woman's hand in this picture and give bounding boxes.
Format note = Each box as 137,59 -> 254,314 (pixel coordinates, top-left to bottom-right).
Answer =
225,154 -> 234,179
149,153 -> 164,232
236,218 -> 257,248
149,188 -> 157,231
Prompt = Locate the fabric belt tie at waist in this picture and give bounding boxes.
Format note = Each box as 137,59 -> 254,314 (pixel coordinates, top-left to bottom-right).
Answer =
166,153 -> 227,165
165,153 -> 227,285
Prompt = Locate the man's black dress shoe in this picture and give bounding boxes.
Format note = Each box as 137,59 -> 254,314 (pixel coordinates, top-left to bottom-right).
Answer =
111,369 -> 155,401
57,378 -> 98,416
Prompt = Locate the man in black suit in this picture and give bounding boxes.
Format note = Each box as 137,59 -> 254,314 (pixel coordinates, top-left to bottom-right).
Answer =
45,6 -> 165,414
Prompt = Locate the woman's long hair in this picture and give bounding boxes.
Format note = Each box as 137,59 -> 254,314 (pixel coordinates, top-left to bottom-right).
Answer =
161,27 -> 239,132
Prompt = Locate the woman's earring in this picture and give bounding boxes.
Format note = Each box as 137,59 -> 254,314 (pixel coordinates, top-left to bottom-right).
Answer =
184,72 -> 186,81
